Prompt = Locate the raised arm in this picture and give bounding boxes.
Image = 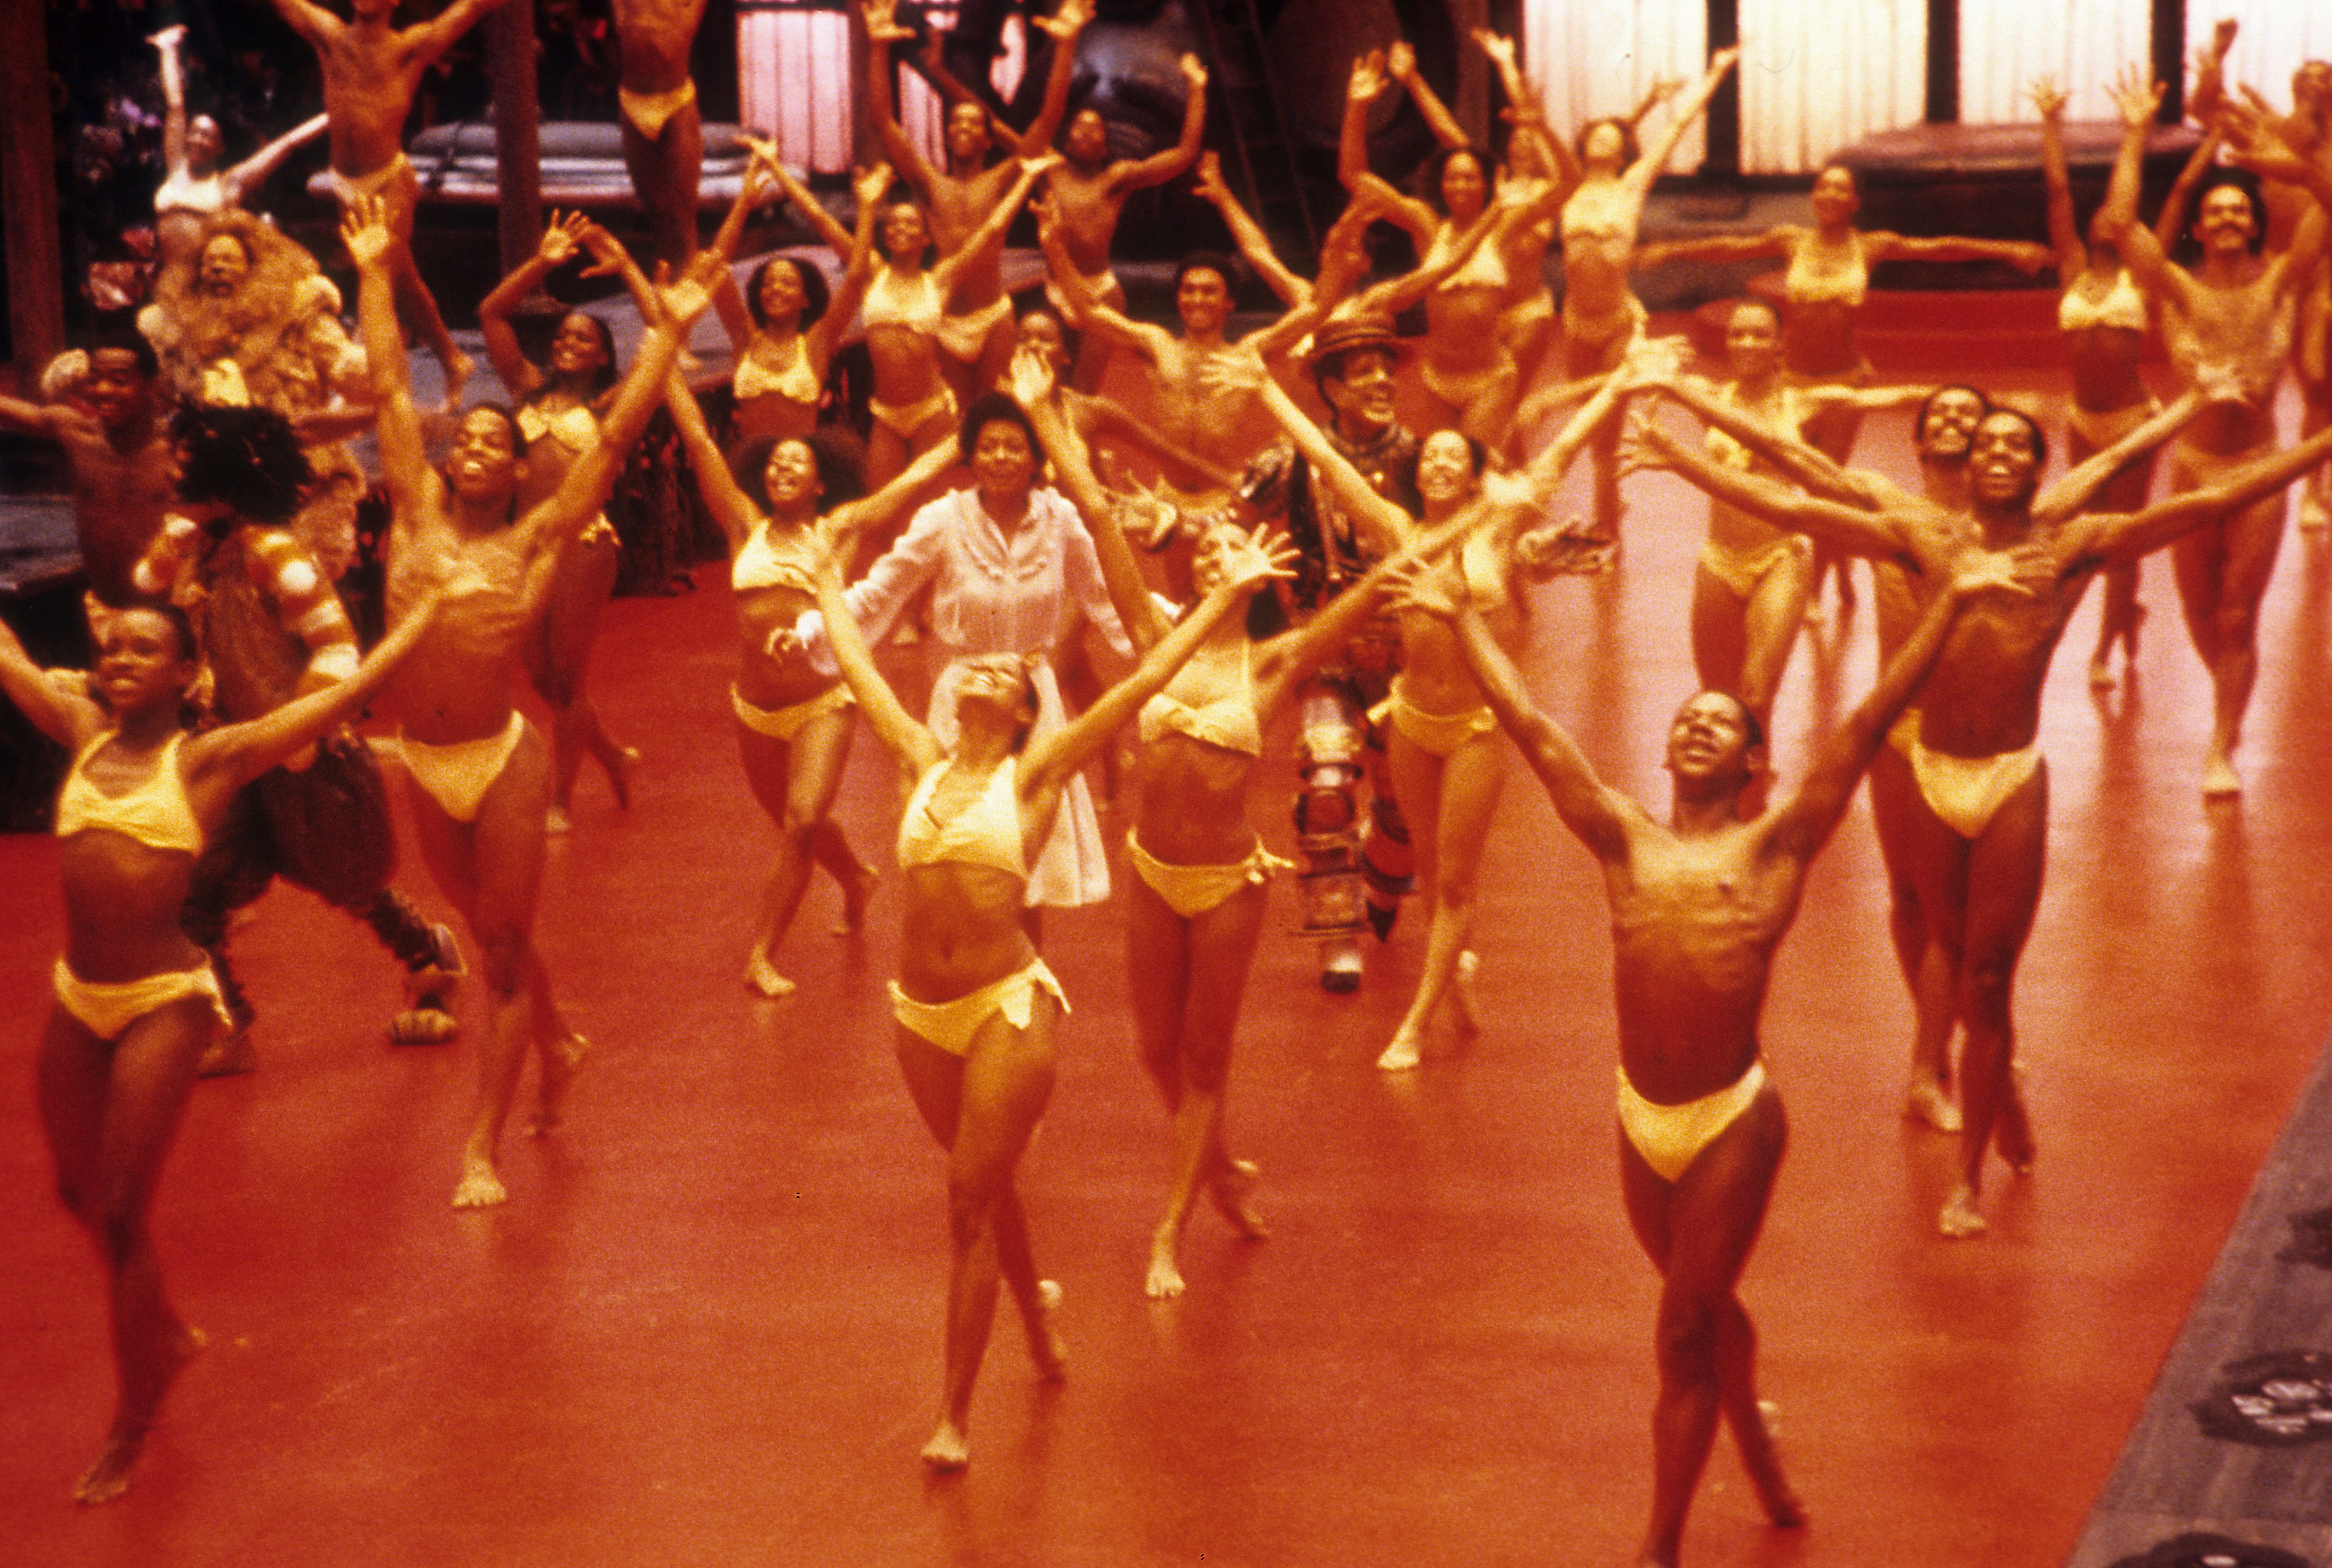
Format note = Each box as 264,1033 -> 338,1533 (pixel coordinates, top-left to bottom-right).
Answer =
822,439 -> 959,563
934,154 -> 1059,296
2096,72 -> 2189,304
1109,55 -> 1209,194
476,211 -> 596,398
0,614 -> 105,749
1624,47 -> 1738,199
1625,403 -> 1921,560
810,163 -> 895,369
2153,118 -> 2223,254
264,0 -> 336,48
1009,349 -> 1168,650
152,26 -> 192,176
1388,40 -> 1469,151
344,194 -> 434,513
1019,527 -> 1287,792
403,0 -> 517,70
188,588 -> 442,791
223,113 -> 330,203
1643,374 -> 1896,507
1393,556 -> 1635,860
2033,78 -> 2086,277
1340,49 -> 1393,190
2186,17 -> 2240,126
1014,0 -> 1092,154
1250,366 -> 1415,551
2223,106 -> 2332,276
0,392 -> 67,439
1771,553 -> 2023,854
808,532 -> 942,773
2035,384 -> 2207,522
1633,229 -> 1795,270
861,0 -> 940,194
706,159 -> 776,349
2088,417 -> 2332,562
1192,151 -> 1309,306
745,144 -> 856,257
1034,201 -> 1166,361
663,371 -> 759,552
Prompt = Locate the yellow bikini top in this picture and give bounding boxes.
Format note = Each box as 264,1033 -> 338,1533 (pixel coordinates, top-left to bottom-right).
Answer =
55,732 -> 204,855
731,520 -> 818,595
2057,269 -> 2147,335
862,267 -> 945,336
1785,237 -> 1868,309
733,335 -> 822,406
1139,644 -> 1261,757
517,399 -> 599,454
896,757 -> 1027,880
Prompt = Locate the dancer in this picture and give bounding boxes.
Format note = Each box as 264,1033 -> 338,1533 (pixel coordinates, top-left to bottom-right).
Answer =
1632,386 -> 2332,1236
265,0 -> 517,405
713,159 -> 888,445
855,156 -> 1058,496
1239,346 -> 1636,1070
1651,297 -> 1934,727
134,402 -> 461,1072
1386,535 -> 2019,1568
612,0 -> 709,269
476,214 -> 654,829
0,590 -> 439,1503
2034,74 -> 2183,688
0,336 -> 176,606
806,485 -> 1288,1468
806,391 -> 1131,909
345,192 -> 710,1206
148,24 -> 327,276
1637,148 -> 2048,604
1038,51 -> 1209,389
664,369 -> 955,996
2191,20 -> 2332,529
863,0 -> 1091,401
2098,72 -> 2331,796
1552,46 -> 1738,539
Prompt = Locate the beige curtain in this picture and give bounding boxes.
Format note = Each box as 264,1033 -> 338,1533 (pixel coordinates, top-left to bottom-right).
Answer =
1736,0 -> 1927,173
737,2 -> 858,174
1960,0 -> 2152,125
2189,3 -> 2332,107
1523,0 -> 1710,173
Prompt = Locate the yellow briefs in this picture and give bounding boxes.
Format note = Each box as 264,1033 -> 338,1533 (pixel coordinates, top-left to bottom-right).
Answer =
889,957 -> 1068,1057
398,711 -> 528,825
54,958 -> 232,1042
1617,1059 -> 1767,1182
731,681 -> 854,743
1125,831 -> 1292,918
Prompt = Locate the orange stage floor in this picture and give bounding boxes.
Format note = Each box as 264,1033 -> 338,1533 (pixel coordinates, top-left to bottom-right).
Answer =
3,312 -> 2330,1566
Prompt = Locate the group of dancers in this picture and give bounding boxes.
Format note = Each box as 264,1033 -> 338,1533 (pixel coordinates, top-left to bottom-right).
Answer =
7,5 -> 2332,1564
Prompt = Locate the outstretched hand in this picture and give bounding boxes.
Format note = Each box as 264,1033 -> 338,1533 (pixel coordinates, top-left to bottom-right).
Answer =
340,193 -> 395,269
1178,52 -> 1208,91
1472,28 -> 1516,71
1348,49 -> 1391,106
1206,523 -> 1297,595
1006,343 -> 1057,409
1951,544 -> 2045,602
860,0 -> 914,45
652,250 -> 727,331
536,210 -> 592,268
1382,553 -> 1467,621
1386,40 -> 1418,83
1020,151 -> 1067,180
1193,150 -> 1232,207
1033,0 -> 1091,41
1614,403 -> 1678,481
852,162 -> 895,212
2029,77 -> 2067,121
2108,64 -> 2162,129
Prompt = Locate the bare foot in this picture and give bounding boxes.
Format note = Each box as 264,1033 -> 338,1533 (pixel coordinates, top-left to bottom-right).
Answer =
1377,1032 -> 1422,1071
72,1325 -> 205,1503
2300,482 -> 2329,530
531,1031 -> 591,1135
1937,1182 -> 1987,1238
1905,1079 -> 1963,1133
920,1421 -> 970,1471
1451,949 -> 1482,1035
746,951 -> 796,998
2203,753 -> 2242,799
608,746 -> 639,809
2088,655 -> 2115,691
1996,1066 -> 2036,1173
832,865 -> 878,936
1025,1278 -> 1068,1380
1145,1241 -> 1186,1300
453,1153 -> 509,1208
1209,1158 -> 1268,1239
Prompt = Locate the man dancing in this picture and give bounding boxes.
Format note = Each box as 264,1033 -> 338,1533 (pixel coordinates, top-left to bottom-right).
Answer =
1390,534 -> 2025,1567
0,337 -> 177,607
266,0 -> 516,405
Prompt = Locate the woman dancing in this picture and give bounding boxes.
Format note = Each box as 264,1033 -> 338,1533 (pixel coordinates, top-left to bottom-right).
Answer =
665,370 -> 954,996
476,214 -> 657,830
715,155 -> 890,445
2035,73 -> 2219,688
0,591 -> 436,1503
857,154 -> 1057,495
806,483 -> 1287,1468
2098,74 -> 2331,796
1637,148 -> 2047,607
1241,349 -> 1636,1071
147,24 -> 327,278
1554,46 -> 1739,538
